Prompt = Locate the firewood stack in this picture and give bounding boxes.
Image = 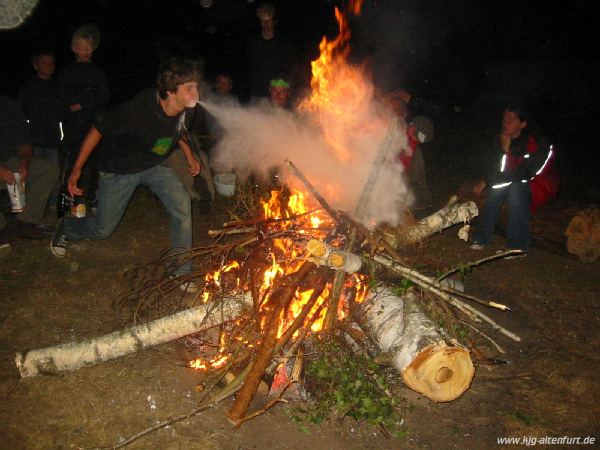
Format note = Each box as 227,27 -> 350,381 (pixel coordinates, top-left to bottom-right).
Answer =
14,153 -> 529,435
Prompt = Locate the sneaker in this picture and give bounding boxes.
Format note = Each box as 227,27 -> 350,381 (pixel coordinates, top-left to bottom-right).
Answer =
469,242 -> 484,250
50,218 -> 68,257
0,243 -> 11,259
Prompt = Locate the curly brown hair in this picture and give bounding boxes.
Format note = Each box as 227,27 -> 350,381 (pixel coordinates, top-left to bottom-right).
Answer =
157,58 -> 202,100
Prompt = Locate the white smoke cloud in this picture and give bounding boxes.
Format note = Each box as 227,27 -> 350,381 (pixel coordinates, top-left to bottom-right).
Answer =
202,97 -> 413,229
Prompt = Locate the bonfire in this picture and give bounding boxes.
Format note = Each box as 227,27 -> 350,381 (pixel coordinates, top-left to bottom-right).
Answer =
14,1 -> 522,446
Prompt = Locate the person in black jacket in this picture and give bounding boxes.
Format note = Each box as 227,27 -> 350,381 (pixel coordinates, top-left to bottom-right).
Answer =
59,24 -> 110,208
469,105 -> 559,255
50,58 -> 202,288
247,3 -> 291,100
18,49 -> 62,206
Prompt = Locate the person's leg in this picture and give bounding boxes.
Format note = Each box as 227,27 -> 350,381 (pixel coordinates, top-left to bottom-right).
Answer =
471,186 -> 509,245
16,155 -> 59,224
142,165 -> 192,275
35,147 -> 60,209
505,181 -> 531,252
65,172 -> 139,240
408,146 -> 433,209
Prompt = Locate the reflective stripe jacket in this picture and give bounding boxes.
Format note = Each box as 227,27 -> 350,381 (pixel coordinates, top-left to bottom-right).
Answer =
486,132 -> 559,213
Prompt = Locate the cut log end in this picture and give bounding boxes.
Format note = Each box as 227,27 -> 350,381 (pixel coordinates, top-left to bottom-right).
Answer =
401,344 -> 474,402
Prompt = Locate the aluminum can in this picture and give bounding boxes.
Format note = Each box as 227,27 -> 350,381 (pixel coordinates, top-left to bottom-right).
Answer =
8,173 -> 26,212
71,201 -> 86,218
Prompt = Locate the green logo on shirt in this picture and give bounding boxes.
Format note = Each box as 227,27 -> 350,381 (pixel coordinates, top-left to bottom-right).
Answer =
151,137 -> 173,156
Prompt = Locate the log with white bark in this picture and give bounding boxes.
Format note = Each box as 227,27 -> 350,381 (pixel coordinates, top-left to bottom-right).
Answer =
383,196 -> 479,248
15,293 -> 252,378
358,284 -> 474,402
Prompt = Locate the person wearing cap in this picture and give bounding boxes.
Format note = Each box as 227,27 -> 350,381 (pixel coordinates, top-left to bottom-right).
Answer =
469,105 -> 559,255
247,3 -> 291,99
269,78 -> 291,109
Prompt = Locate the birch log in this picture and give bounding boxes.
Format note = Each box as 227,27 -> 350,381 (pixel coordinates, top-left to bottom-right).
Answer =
358,285 -> 474,402
383,197 -> 478,248
15,293 -> 252,378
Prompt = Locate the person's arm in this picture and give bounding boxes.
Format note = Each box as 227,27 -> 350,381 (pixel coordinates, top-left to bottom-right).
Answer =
178,138 -> 201,176
67,126 -> 103,196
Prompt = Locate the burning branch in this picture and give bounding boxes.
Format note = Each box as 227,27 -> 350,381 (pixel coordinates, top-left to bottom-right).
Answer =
228,261 -> 315,424
285,159 -> 339,222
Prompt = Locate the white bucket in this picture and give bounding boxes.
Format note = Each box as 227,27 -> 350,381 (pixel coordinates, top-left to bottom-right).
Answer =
214,172 -> 236,197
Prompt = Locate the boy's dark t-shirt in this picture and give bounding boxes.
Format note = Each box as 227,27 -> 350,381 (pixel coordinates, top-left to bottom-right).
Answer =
95,89 -> 194,174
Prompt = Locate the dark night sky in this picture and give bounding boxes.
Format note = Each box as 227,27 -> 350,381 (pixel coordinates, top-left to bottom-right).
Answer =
1,0 -> 599,142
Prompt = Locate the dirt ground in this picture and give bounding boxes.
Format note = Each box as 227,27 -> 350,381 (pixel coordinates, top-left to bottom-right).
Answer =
1,135 -> 599,449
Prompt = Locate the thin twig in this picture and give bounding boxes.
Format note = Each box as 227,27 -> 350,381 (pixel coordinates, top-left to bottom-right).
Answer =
436,249 -> 526,282
373,253 -> 521,341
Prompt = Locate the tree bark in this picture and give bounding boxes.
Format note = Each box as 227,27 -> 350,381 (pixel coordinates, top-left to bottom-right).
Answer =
15,294 -> 252,378
358,285 -> 474,402
383,197 -> 478,248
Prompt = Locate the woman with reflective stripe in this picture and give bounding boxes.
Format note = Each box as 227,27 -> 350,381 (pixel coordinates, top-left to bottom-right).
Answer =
469,105 -> 559,255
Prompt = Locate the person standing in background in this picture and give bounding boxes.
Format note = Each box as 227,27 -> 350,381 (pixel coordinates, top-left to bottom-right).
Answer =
18,49 -> 62,207
59,24 -> 110,211
246,3 -> 291,100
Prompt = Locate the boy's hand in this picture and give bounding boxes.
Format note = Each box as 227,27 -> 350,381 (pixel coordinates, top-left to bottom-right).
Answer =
187,157 -> 201,176
500,133 -> 511,153
472,179 -> 486,196
67,168 -> 84,197
0,165 -> 15,184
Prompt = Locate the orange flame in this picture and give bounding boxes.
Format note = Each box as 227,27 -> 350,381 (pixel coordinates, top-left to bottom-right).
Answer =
190,3 -> 372,372
299,1 -> 371,164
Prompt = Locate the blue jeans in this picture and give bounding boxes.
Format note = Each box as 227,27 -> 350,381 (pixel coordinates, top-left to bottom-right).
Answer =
64,165 -> 193,274
472,181 -> 531,252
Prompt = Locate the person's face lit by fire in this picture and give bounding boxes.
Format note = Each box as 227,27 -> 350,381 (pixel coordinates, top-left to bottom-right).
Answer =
33,54 -> 55,80
71,38 -> 94,63
168,81 -> 200,110
502,110 -> 526,139
270,86 -> 289,108
215,75 -> 233,95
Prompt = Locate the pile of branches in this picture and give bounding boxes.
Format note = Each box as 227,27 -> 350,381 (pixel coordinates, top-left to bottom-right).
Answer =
14,162 -> 524,448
